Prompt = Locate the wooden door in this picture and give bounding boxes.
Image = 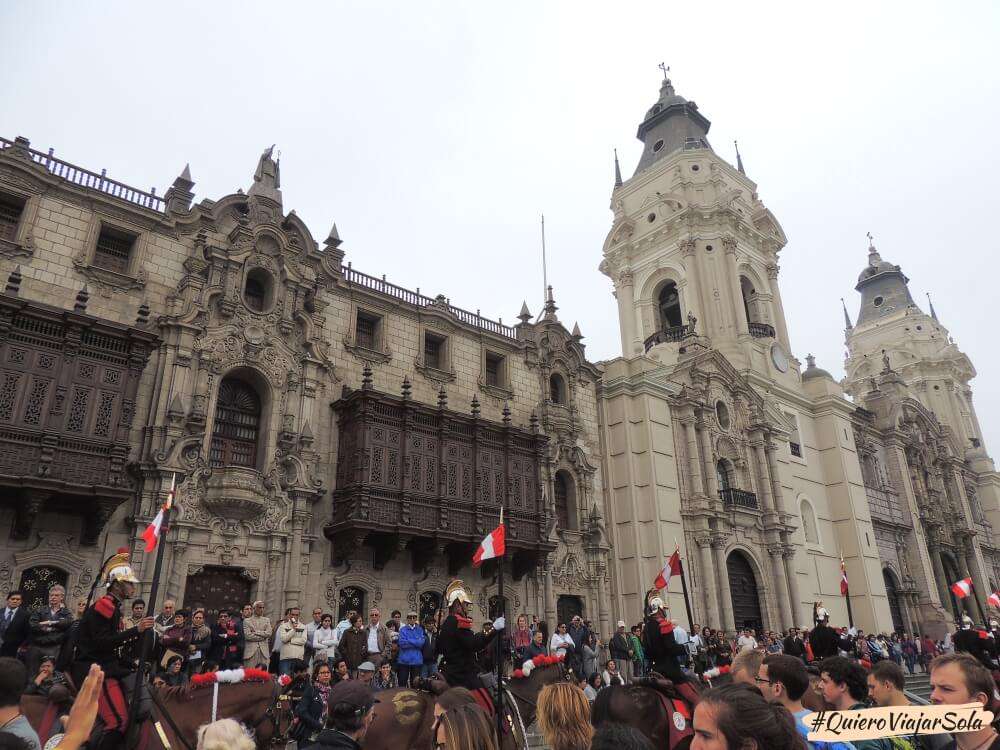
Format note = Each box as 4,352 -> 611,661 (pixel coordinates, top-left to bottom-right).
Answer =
184,567 -> 252,623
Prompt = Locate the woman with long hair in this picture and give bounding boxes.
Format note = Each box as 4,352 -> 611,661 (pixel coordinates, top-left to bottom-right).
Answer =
691,683 -> 807,750
292,661 -> 333,746
433,703 -> 497,750
536,682 -> 594,750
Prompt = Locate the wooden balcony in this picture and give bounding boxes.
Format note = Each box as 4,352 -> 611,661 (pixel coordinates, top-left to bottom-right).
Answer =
327,383 -> 554,575
0,291 -> 158,543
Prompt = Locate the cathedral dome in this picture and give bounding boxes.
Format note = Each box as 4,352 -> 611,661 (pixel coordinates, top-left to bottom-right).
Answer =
801,354 -> 833,382
853,238 -> 919,327
633,75 -> 712,176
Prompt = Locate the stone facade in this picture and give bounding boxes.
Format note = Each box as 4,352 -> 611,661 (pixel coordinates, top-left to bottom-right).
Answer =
0,75 -> 997,639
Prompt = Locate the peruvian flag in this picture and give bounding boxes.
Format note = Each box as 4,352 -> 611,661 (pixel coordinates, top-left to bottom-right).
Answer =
840,556 -> 849,596
473,510 -> 506,568
140,474 -> 176,553
654,549 -> 682,590
988,591 -> 1000,609
952,577 -> 974,599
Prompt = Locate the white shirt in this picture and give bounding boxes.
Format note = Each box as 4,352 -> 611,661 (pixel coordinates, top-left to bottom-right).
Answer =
313,626 -> 338,651
673,624 -> 689,646
367,624 -> 381,653
550,632 -> 574,656
737,635 -> 758,652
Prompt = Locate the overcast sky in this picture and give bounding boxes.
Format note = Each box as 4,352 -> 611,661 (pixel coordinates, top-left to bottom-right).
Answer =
3,1 -> 999,450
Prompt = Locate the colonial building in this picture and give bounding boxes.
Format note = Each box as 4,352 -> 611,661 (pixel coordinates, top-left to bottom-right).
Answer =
0,73 -> 995,637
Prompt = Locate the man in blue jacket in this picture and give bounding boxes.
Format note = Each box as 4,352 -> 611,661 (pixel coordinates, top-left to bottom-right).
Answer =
396,611 -> 426,688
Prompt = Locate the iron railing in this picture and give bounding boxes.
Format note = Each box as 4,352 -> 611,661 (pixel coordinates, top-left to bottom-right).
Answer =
748,322 -> 776,339
342,263 -> 517,340
0,137 -> 164,212
719,488 -> 759,509
644,324 -> 693,351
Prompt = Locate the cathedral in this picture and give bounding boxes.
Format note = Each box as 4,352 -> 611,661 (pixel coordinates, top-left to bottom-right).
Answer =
0,74 -> 995,639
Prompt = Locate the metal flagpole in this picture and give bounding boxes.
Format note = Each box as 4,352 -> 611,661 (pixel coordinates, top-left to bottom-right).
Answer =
126,472 -> 176,746
678,551 -> 695,632
841,553 -> 855,629
495,505 -> 505,744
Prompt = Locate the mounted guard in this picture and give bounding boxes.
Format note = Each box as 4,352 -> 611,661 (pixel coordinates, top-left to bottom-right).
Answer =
435,580 -> 504,713
71,548 -> 155,750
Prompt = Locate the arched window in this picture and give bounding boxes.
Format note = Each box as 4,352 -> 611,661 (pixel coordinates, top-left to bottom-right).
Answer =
740,276 -> 758,325
716,459 -> 733,491
18,566 -> 68,611
658,282 -> 682,330
549,373 -> 567,405
210,377 -> 262,468
244,268 -> 272,312
800,498 -> 819,544
553,470 -> 576,530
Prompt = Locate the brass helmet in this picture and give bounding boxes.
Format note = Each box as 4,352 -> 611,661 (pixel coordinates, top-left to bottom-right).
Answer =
646,588 -> 665,615
445,580 -> 473,607
102,548 -> 139,587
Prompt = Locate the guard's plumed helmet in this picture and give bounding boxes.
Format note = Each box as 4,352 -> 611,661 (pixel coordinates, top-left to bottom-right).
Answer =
446,580 -> 472,607
646,588 -> 665,614
102,548 -> 139,586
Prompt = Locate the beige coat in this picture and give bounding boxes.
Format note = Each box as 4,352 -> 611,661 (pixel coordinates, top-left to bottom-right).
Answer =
279,619 -> 308,661
243,615 -> 272,667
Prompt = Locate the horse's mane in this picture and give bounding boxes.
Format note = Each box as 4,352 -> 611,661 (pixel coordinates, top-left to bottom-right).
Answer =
155,679 -> 275,703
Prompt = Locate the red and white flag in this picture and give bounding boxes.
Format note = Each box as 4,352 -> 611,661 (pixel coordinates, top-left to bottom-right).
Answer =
654,549 -> 682,590
473,510 -> 506,568
951,577 -> 974,599
988,591 -> 1000,609
840,556 -> 849,596
140,473 -> 176,553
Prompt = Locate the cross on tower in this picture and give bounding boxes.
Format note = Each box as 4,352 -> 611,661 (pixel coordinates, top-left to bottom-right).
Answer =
866,231 -> 874,246
658,62 -> 670,81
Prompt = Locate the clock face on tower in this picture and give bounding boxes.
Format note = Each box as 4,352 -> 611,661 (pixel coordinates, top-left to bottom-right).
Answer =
770,343 -> 789,373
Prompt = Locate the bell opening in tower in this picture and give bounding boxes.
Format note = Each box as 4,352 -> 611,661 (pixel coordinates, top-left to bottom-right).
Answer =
658,282 -> 682,329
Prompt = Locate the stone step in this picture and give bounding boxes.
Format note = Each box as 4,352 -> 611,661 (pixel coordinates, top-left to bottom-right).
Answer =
905,672 -> 933,702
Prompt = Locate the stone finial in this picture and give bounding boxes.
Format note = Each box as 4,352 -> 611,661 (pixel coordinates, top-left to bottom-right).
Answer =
437,386 -> 448,410
136,301 -> 150,326
805,353 -> 816,369
471,395 -> 480,418
361,363 -> 373,389
543,285 -> 558,319
325,223 -> 343,249
613,148 -> 623,188
517,301 -> 532,324
300,420 -> 314,447
74,285 -> 89,313
164,164 -> 195,215
502,402 -> 511,425
529,411 -> 539,433
571,321 -> 582,340
841,298 -> 853,330
5,265 -> 22,295
401,376 -> 412,400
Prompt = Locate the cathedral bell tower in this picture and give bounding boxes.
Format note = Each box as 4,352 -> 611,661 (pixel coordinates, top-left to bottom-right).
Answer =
599,74 -> 798,386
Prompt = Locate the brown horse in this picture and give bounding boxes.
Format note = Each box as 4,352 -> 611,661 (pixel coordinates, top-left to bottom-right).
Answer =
595,677 -> 701,750
22,680 -> 292,750
361,663 -> 569,750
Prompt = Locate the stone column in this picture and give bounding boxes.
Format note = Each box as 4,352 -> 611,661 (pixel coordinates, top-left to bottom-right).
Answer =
698,415 -> 719,499
751,439 -> 774,513
783,545 -> 803,629
680,239 -> 704,330
764,440 -> 787,514
595,563 -> 610,638
768,545 -> 792,631
765,261 -> 793,353
543,555 -> 556,627
682,418 -> 705,498
928,543 -> 955,621
615,269 -> 638,358
283,492 -> 310,609
165,527 -> 190,602
698,536 -> 720,627
712,536 -> 734,630
266,543 -> 284,619
722,236 -> 749,336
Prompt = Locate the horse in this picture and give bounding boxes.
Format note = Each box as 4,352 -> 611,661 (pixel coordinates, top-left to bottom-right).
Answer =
594,675 -> 702,750
361,662 -> 569,750
22,678 -> 292,750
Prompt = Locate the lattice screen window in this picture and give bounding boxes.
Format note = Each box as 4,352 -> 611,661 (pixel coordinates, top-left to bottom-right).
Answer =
0,193 -> 26,242
424,332 -> 445,370
93,226 -> 136,274
554,470 -> 572,529
485,351 -> 505,387
355,311 -> 381,351
210,378 -> 261,468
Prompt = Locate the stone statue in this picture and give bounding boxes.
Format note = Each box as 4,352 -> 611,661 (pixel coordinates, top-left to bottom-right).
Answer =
254,145 -> 280,189
687,311 -> 697,332
881,350 -> 891,373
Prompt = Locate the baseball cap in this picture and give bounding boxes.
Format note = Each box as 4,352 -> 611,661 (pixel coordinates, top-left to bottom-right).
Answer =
617,620 -> 626,628
328,680 -> 378,714
358,661 -> 376,672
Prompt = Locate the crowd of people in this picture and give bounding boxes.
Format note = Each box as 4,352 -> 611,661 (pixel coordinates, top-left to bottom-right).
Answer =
4,571 -> 1000,750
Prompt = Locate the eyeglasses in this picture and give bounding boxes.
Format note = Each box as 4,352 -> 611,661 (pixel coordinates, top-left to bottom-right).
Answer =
753,676 -> 775,685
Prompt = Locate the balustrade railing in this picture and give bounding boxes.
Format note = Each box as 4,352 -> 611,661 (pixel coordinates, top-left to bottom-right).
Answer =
719,487 -> 759,509
342,263 -> 517,339
1,137 -> 164,212
748,322 -> 776,339
644,324 -> 693,352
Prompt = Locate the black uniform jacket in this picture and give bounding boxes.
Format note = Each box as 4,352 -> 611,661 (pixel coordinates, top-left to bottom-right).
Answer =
436,614 -> 497,689
72,593 -> 141,681
642,615 -> 687,683
954,627 -> 995,668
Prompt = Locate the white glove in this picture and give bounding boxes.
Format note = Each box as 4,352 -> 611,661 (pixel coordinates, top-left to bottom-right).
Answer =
492,617 -> 506,631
